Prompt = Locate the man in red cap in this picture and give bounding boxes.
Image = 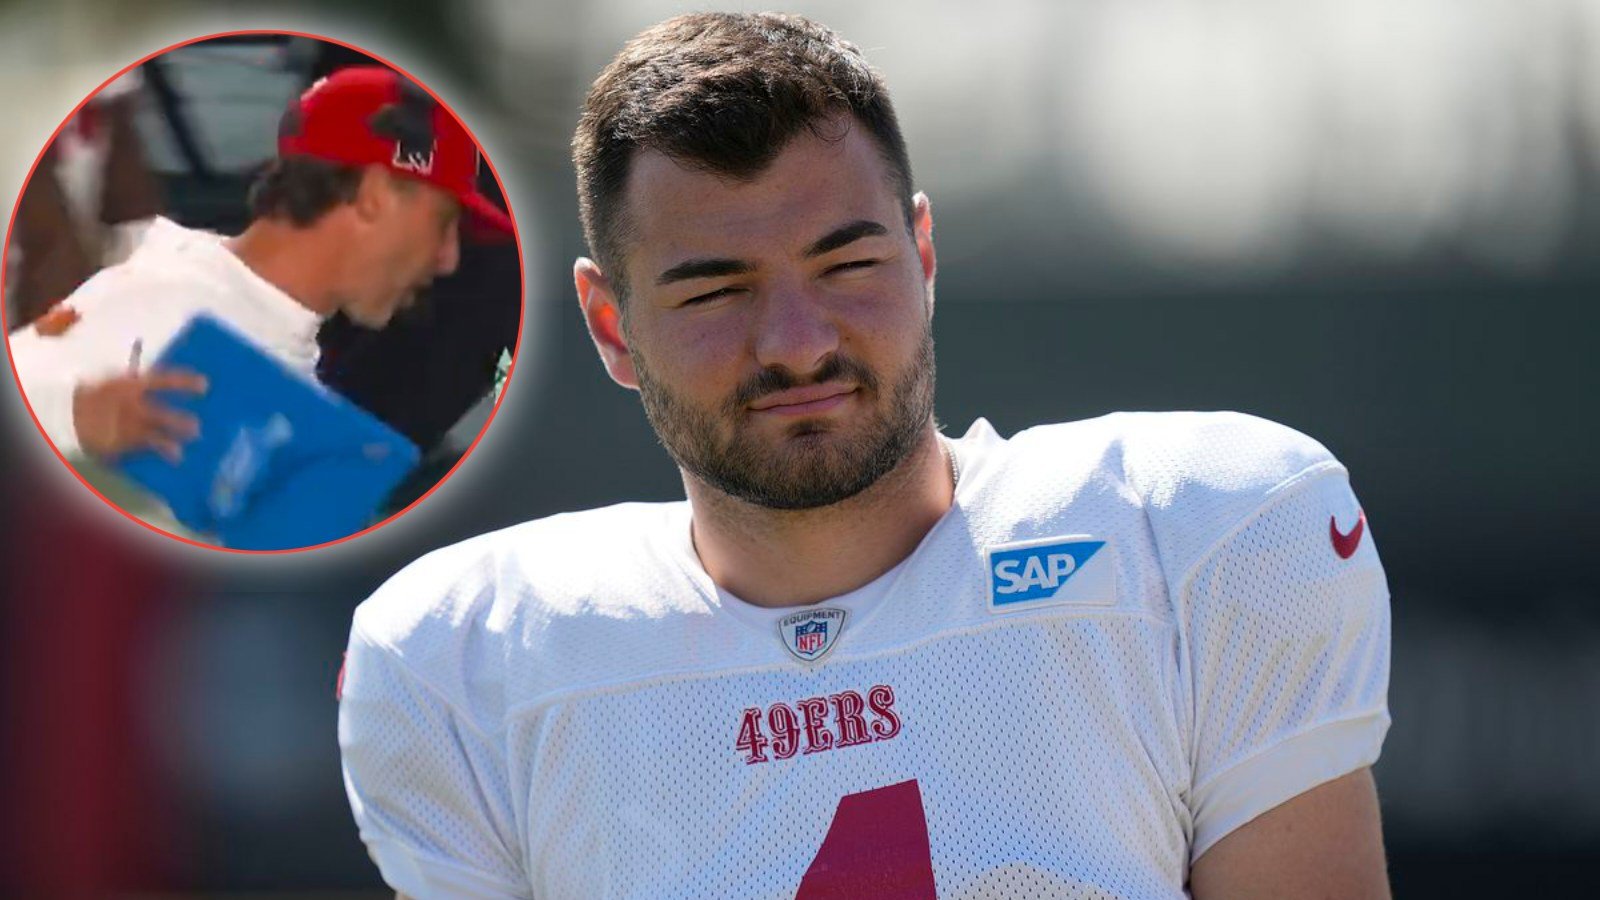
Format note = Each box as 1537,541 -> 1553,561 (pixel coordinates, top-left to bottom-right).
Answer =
10,65 -> 513,465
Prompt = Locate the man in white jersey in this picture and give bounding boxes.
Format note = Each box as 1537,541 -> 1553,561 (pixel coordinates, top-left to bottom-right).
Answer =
339,13 -> 1391,899
8,65 -> 511,464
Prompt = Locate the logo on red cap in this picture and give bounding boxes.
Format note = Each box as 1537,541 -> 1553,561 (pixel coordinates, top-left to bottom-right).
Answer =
370,78 -> 440,178
275,66 -> 512,237
393,142 -> 436,175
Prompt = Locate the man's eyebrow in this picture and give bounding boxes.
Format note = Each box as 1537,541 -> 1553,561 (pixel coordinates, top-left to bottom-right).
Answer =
804,220 -> 888,258
655,257 -> 755,286
653,220 -> 889,286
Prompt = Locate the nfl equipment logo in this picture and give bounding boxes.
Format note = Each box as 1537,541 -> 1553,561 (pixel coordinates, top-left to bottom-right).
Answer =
778,608 -> 847,663
795,621 -> 826,655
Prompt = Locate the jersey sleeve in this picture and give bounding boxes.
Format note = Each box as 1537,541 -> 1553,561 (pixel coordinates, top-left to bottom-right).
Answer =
339,619 -> 530,899
1178,467 -> 1391,859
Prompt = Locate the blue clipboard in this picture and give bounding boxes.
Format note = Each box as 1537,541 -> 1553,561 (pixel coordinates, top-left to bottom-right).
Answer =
115,314 -> 421,550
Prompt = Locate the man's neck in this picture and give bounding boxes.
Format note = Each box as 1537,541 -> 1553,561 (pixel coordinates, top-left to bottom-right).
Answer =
226,219 -> 340,317
686,427 -> 955,608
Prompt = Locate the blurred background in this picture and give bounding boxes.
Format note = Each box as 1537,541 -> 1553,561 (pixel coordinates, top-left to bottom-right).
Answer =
1,0 -> 1596,896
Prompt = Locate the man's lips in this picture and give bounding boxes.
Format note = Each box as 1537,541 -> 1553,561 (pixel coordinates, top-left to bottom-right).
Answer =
748,384 -> 857,416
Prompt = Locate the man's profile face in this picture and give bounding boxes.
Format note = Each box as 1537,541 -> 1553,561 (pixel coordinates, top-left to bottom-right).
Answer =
344,173 -> 461,328
611,120 -> 937,509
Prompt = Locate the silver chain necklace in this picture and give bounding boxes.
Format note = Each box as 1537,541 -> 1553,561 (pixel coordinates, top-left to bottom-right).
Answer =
941,435 -> 961,492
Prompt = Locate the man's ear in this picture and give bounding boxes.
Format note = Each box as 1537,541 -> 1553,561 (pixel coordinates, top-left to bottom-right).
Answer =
912,191 -> 937,318
352,165 -> 398,224
574,257 -> 638,390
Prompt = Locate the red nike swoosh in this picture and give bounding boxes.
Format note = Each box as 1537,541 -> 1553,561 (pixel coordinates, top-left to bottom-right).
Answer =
1330,510 -> 1366,559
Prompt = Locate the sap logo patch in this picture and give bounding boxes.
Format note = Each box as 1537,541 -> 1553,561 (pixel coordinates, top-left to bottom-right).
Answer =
986,535 -> 1117,611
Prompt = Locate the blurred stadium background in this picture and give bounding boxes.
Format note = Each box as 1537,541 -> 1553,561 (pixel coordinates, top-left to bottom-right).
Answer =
1,0 -> 1597,896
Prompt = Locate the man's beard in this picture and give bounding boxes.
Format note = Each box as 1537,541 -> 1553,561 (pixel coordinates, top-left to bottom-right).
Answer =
632,324 -> 936,511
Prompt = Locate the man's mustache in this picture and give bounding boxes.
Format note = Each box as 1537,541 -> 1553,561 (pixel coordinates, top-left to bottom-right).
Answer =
725,354 -> 880,414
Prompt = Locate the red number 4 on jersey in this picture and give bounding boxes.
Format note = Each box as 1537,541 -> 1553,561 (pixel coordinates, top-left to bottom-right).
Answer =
798,780 -> 936,899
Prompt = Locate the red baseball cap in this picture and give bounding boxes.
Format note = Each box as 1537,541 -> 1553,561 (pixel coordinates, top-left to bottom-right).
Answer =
277,66 -> 513,238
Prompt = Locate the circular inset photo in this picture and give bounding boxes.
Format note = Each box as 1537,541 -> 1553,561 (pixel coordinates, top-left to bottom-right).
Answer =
3,31 -> 524,552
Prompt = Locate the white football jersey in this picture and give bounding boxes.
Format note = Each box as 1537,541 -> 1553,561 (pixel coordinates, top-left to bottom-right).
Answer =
339,412 -> 1391,899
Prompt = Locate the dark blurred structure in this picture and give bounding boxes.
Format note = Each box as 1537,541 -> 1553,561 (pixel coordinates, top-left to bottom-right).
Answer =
1,0 -> 1597,896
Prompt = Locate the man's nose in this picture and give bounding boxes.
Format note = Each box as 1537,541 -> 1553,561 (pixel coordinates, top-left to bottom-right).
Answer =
751,283 -> 840,377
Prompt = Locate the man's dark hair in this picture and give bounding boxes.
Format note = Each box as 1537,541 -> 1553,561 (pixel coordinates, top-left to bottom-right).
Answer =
246,156 -> 364,226
573,12 -> 916,297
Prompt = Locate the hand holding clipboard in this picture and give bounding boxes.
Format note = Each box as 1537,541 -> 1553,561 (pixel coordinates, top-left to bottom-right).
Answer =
114,314 -> 420,550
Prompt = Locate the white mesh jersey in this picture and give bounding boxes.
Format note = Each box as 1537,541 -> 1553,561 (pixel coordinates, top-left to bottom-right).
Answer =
339,411 -> 1391,899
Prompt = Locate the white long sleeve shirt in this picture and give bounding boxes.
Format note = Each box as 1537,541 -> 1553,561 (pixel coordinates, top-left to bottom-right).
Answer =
8,216 -> 323,457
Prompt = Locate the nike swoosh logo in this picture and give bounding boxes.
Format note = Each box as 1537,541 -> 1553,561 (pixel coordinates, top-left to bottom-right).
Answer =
1330,510 -> 1366,559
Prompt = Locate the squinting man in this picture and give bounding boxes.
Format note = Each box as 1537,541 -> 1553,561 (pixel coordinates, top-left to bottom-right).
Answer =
340,13 -> 1391,899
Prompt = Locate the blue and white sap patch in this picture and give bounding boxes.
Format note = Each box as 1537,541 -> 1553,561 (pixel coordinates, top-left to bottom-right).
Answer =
986,535 -> 1117,611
